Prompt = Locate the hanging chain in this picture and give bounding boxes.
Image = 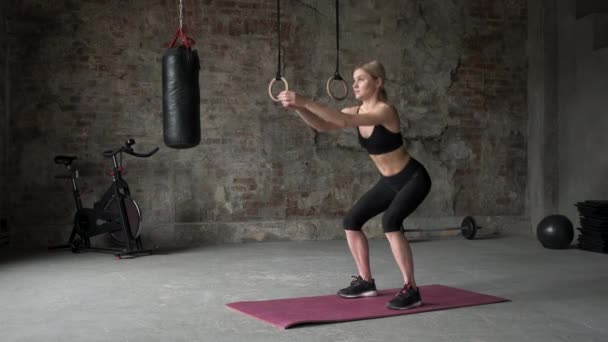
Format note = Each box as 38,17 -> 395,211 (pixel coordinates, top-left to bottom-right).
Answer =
335,0 -> 340,78
276,0 -> 281,79
179,0 -> 184,29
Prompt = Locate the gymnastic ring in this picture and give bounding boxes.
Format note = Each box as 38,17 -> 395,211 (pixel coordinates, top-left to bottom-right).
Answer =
268,77 -> 289,102
326,76 -> 348,101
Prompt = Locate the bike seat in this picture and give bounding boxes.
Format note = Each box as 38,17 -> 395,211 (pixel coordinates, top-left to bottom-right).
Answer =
54,155 -> 77,165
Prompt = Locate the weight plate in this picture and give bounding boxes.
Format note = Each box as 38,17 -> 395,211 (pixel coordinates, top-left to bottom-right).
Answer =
461,216 -> 478,240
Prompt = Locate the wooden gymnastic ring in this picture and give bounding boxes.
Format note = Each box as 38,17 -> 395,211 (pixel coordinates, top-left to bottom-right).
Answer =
326,76 -> 348,101
268,77 -> 289,102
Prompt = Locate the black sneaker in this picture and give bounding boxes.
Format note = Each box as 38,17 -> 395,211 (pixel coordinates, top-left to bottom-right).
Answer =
387,283 -> 423,310
337,276 -> 378,298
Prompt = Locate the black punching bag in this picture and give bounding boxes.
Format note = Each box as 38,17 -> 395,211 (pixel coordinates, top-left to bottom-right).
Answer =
162,45 -> 201,149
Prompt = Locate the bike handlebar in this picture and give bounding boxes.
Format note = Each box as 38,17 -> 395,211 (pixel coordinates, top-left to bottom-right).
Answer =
103,139 -> 159,158
128,147 -> 160,158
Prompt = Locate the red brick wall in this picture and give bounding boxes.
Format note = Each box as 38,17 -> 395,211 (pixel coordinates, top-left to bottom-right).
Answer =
4,0 -> 528,243
448,0 -> 527,215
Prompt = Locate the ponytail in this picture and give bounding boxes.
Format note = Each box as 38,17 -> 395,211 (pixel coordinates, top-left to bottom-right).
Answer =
379,87 -> 388,102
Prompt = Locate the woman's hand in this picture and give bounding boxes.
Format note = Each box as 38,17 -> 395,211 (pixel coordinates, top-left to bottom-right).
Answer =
278,91 -> 309,109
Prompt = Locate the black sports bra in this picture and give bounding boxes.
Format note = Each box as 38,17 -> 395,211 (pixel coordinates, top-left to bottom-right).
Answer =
356,106 -> 404,155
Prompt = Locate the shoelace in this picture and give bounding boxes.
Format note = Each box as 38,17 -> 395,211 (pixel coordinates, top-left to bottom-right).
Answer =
350,275 -> 363,286
400,283 -> 415,295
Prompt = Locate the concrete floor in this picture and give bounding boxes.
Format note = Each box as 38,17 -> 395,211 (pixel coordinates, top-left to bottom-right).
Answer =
1,232 -> 607,342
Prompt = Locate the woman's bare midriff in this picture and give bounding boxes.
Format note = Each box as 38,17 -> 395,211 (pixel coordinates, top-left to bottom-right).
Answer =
369,147 -> 411,177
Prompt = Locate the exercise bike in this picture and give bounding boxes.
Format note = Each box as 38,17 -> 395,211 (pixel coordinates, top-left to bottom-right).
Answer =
51,139 -> 159,258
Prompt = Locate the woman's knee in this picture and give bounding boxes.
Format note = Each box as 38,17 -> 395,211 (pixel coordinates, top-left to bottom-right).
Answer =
384,230 -> 404,242
382,213 -> 403,233
343,213 -> 363,231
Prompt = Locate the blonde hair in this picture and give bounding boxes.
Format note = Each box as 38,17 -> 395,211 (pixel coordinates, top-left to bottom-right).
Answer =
355,60 -> 388,101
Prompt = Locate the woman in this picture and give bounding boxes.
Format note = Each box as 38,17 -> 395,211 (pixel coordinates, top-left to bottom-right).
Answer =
277,60 -> 432,310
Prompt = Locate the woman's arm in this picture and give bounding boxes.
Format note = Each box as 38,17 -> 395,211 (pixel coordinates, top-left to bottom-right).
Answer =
293,107 -> 342,132
278,91 -> 393,128
303,100 -> 393,128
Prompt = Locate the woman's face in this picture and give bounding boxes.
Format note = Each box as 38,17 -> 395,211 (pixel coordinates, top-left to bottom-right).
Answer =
352,68 -> 380,101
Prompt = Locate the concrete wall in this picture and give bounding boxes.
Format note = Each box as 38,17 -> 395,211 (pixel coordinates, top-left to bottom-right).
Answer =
527,0 -> 559,231
528,0 -> 608,232
0,2 -> 8,246
5,0 -> 528,247
557,0 -> 608,225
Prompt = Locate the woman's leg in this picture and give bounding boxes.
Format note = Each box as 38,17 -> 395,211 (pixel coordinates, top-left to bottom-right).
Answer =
345,230 -> 372,281
343,179 -> 395,281
382,167 -> 432,287
385,231 -> 417,286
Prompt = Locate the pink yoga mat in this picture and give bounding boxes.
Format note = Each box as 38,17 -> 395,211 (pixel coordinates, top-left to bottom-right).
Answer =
226,284 -> 509,329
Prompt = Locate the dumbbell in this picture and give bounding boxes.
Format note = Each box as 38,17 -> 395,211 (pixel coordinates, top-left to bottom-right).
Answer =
402,216 -> 482,240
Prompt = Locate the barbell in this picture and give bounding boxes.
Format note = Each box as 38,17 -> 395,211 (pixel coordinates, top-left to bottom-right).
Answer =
402,216 -> 481,240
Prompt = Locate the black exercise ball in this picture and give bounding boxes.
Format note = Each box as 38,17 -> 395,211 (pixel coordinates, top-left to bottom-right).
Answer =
536,214 -> 574,249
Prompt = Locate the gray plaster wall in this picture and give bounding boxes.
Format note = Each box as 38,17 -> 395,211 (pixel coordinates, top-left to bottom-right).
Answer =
0,3 -> 8,246
5,0 -> 528,247
528,0 -> 608,232
527,0 -> 559,231
557,1 -> 608,225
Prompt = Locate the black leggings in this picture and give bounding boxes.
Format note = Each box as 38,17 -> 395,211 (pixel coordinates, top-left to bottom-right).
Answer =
343,158 -> 432,233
